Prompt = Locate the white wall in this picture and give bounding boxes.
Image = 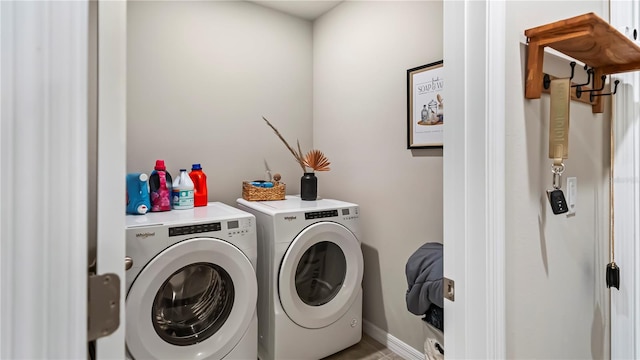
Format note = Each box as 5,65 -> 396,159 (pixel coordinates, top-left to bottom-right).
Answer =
506,2 -> 610,359
127,1 -> 313,205
313,1 -> 444,352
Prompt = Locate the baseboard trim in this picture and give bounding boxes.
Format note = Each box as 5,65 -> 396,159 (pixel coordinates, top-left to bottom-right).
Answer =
363,319 -> 424,360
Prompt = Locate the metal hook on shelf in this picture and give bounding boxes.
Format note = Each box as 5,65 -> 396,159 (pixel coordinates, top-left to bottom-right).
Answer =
589,79 -> 620,102
576,75 -> 606,99
569,61 -> 577,81
571,66 -> 593,89
543,61 -> 577,90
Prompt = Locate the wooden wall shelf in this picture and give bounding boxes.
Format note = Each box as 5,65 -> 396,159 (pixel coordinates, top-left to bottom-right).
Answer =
525,12 -> 640,113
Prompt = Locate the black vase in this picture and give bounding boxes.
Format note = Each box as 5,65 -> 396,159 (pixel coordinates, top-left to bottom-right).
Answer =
300,172 -> 317,201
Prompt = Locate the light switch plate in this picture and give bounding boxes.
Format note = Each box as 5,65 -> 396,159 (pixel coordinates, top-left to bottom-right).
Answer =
566,177 -> 577,215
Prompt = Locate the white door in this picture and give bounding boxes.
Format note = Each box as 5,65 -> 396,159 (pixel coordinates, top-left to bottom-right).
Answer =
1,1 -> 93,357
278,222 -> 364,329
126,238 -> 257,359
1,1 -> 126,358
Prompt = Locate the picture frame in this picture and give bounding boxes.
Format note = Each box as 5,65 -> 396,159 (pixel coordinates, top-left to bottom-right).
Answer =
407,60 -> 444,148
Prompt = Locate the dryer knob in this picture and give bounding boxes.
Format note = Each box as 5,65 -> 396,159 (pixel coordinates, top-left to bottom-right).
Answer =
125,256 -> 133,270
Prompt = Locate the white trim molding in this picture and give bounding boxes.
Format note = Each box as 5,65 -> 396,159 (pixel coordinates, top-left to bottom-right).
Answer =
486,1 -> 507,357
95,1 -> 127,358
0,1 -> 89,358
443,0 -> 506,358
363,320 -> 424,360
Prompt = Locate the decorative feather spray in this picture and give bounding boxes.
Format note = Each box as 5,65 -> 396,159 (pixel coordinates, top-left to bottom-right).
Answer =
262,116 -> 306,172
262,116 -> 331,173
303,150 -> 331,172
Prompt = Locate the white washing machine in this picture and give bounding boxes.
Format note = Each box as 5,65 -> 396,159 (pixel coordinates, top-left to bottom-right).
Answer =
237,195 -> 364,360
125,202 -> 257,360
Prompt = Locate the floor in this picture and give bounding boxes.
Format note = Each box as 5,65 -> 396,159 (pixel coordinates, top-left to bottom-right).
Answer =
320,334 -> 406,360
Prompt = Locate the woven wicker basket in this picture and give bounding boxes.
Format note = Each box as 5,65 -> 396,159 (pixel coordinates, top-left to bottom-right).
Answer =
242,181 -> 286,201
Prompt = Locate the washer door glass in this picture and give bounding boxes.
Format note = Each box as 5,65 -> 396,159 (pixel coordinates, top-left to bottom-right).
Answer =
295,241 -> 346,306
152,262 -> 234,346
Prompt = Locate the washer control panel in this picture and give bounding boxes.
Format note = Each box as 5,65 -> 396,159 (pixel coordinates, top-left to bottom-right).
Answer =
168,222 -> 221,237
168,218 -> 254,238
341,207 -> 359,220
226,217 -> 253,237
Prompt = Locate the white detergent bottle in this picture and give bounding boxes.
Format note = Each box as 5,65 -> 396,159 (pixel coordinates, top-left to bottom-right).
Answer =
172,169 -> 195,210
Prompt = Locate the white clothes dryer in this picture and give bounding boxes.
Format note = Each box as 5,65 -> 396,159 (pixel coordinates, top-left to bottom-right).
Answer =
125,202 -> 257,360
237,196 -> 364,360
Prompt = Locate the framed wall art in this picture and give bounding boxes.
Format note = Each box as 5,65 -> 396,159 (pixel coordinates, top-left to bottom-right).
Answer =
407,60 -> 444,148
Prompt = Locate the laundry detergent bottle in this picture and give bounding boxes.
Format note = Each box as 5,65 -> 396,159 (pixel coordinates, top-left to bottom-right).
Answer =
172,169 -> 195,210
126,173 -> 151,215
149,160 -> 173,212
189,163 -> 208,207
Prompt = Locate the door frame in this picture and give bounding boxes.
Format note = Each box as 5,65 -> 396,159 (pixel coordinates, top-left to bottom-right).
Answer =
443,1 -> 506,358
610,2 -> 640,358
94,1 -> 127,358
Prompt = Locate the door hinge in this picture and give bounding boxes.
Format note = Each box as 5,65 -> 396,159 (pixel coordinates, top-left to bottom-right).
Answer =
444,277 -> 455,302
88,273 -> 121,341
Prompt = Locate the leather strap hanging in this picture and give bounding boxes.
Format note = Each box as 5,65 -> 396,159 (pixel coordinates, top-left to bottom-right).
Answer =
546,78 -> 571,215
549,78 -> 571,165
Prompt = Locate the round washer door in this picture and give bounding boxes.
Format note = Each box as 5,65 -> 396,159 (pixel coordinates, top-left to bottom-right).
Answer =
278,221 -> 363,329
126,238 -> 257,360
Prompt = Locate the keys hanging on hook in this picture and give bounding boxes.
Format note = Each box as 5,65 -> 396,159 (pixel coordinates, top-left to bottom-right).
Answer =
547,163 -> 569,215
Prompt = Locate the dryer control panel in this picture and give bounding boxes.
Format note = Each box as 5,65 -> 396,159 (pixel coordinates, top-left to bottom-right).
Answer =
304,207 -> 359,221
305,210 -> 338,220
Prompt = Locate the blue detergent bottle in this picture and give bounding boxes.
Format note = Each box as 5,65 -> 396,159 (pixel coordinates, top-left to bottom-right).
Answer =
126,173 -> 151,215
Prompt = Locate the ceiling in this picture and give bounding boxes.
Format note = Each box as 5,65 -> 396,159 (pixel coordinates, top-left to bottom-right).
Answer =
246,0 -> 343,21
